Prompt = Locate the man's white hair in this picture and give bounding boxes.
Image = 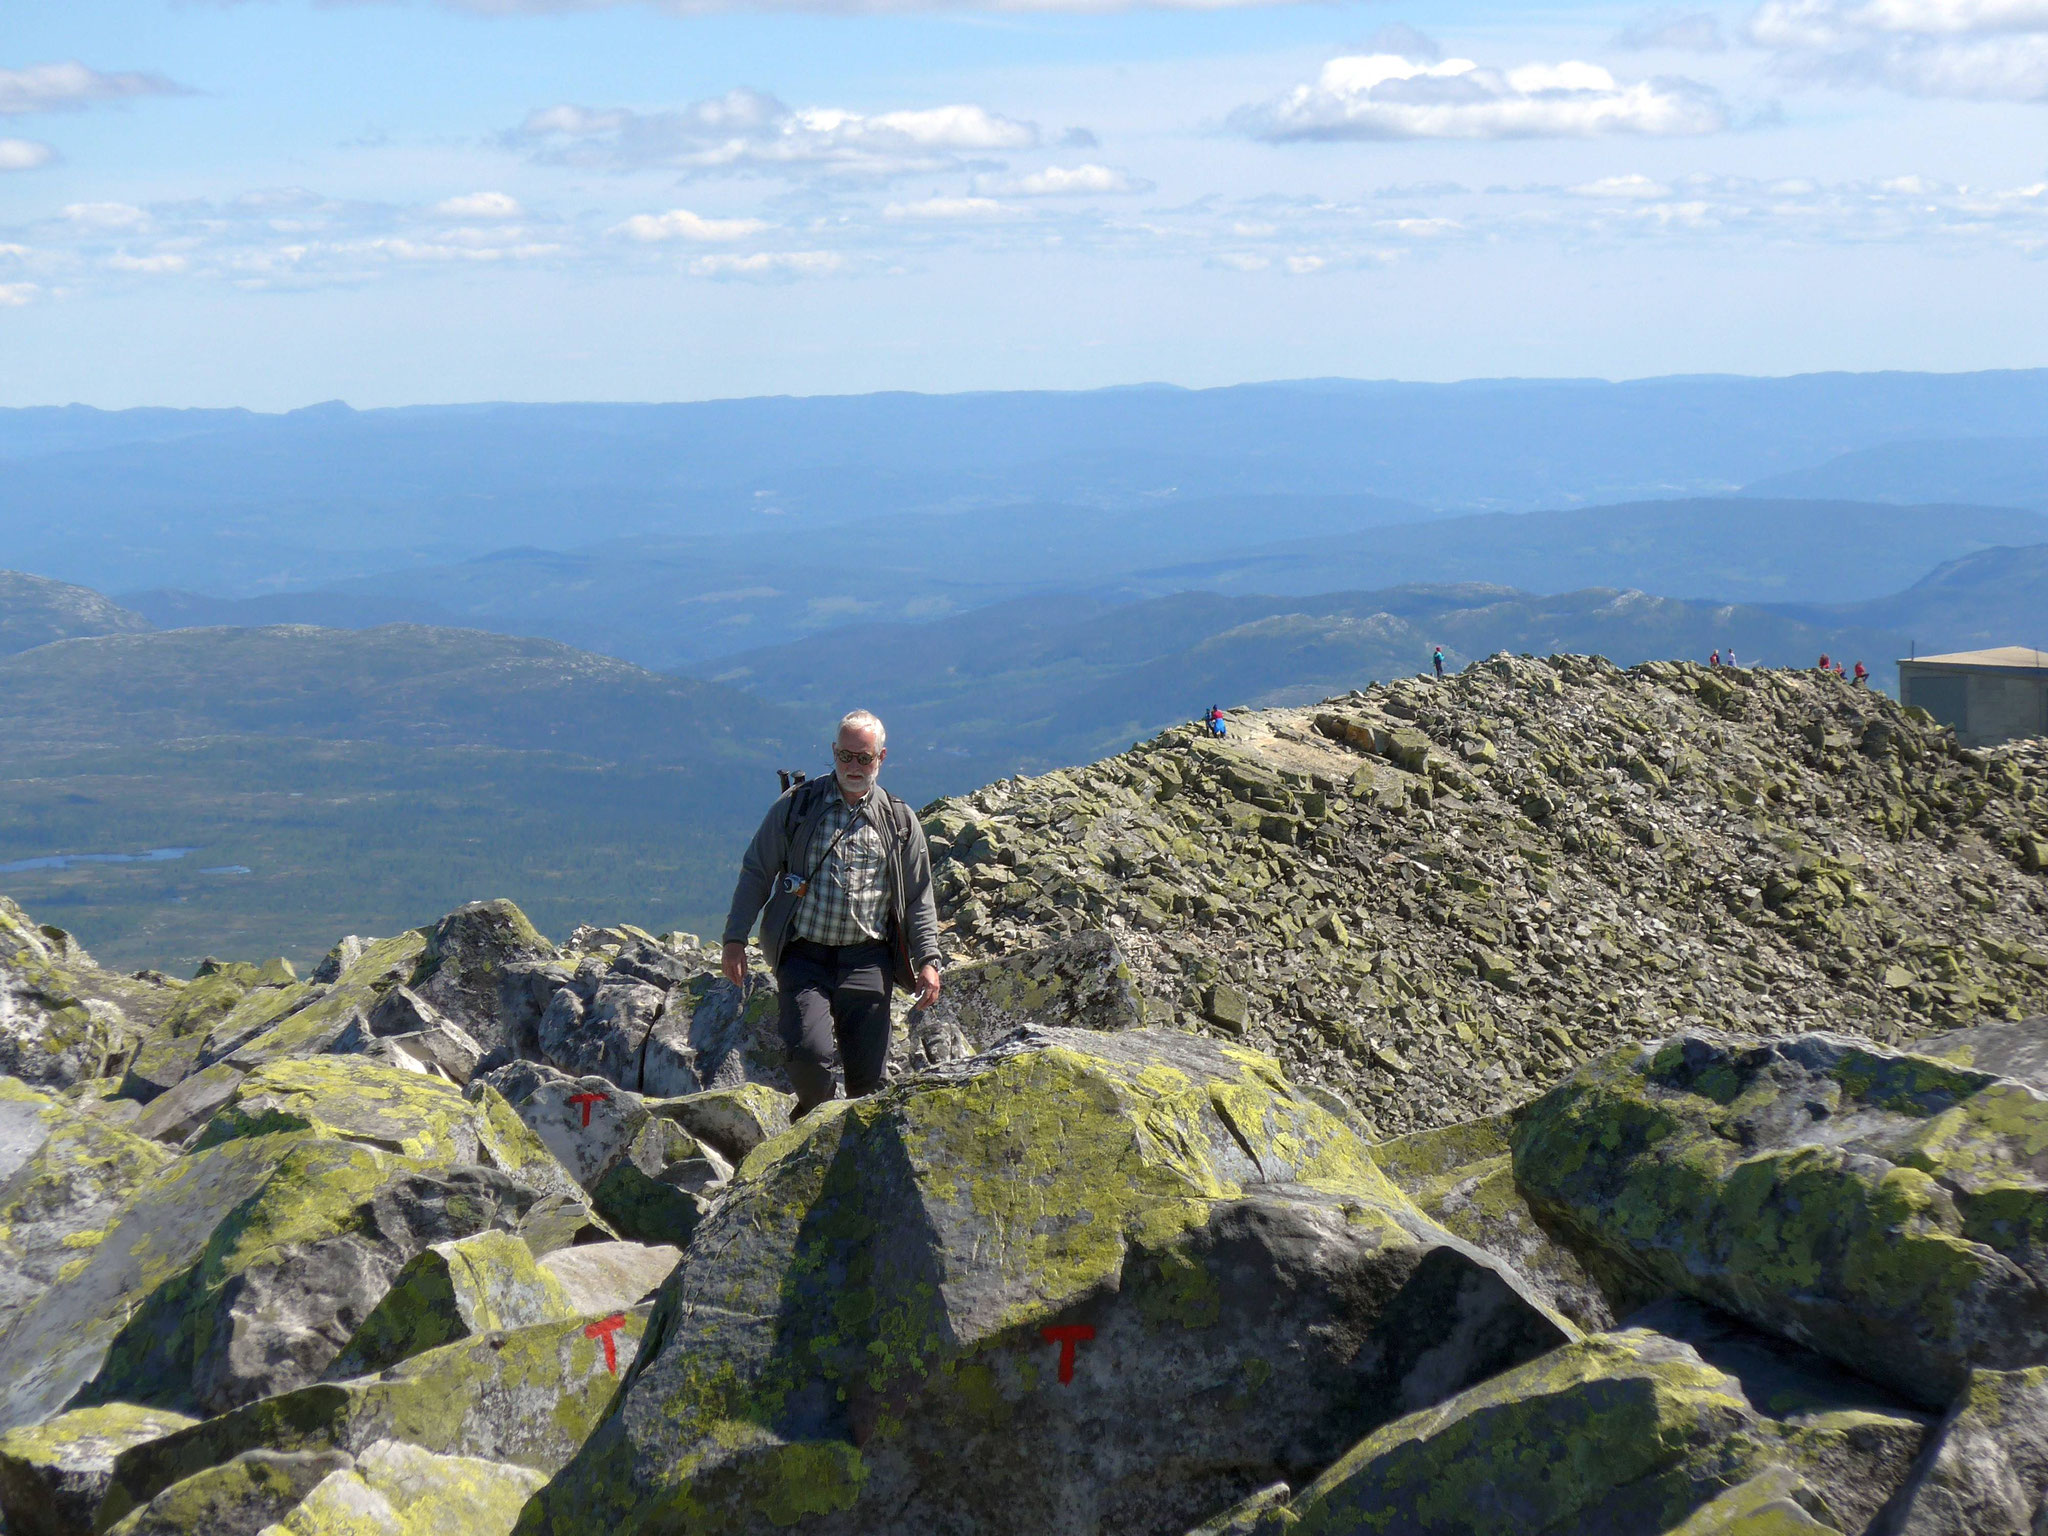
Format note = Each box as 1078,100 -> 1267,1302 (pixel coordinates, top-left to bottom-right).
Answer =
837,709 -> 886,749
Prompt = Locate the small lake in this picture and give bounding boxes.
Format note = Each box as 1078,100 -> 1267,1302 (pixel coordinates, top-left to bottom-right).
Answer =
0,847 -> 199,874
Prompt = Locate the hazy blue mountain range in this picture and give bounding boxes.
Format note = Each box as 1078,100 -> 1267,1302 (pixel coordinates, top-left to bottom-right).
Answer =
1110,499 -> 2048,608
122,496 -> 2048,670
1744,436 -> 2048,510
11,368 -> 2048,597
1786,543 -> 2048,655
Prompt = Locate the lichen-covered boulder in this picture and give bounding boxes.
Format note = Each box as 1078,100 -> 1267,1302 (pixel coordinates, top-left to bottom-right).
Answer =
1881,1366 -> 2048,1535
899,930 -> 1144,1070
639,972 -> 782,1096
216,932 -> 429,1071
471,1063 -> 647,1187
407,902 -> 557,1058
0,1073 -> 55,1180
118,1034 -> 207,1106
647,1083 -> 790,1165
1913,1015 -> 2048,1091
131,1062 -> 247,1147
1372,1113 -> 1614,1332
1513,1028 -> 2048,1408
0,1093 -> 567,1431
469,1064 -> 714,1245
0,901 -> 152,1090
255,1441 -> 548,1536
535,1242 -> 680,1316
103,1309 -> 651,1521
327,1230 -> 579,1377
515,1027 -> 1573,1536
0,1402 -> 197,1536
103,1448 -> 353,1536
1278,1322 -> 1913,1536
0,1094 -> 174,1339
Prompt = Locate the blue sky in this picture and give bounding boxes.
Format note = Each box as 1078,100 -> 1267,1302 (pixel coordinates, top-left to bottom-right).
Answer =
1,0 -> 2044,407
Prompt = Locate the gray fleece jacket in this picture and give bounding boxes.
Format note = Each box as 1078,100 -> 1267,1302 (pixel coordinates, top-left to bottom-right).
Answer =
722,775 -> 941,986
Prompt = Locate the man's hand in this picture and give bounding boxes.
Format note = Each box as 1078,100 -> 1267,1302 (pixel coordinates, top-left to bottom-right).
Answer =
721,941 -> 750,989
913,963 -> 942,1010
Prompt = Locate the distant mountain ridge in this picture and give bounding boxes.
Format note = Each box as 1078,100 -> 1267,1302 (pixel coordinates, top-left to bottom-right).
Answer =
113,496 -> 2048,671
0,571 -> 152,656
1743,435 -> 2048,510
11,368 -> 2048,596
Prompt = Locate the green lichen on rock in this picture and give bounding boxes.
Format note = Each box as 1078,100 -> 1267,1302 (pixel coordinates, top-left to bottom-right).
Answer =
1372,1114 -> 1613,1330
257,1440 -> 549,1536
225,933 -> 431,1067
1661,1466 -> 1843,1535
1284,1331 -> 1772,1535
194,1058 -> 490,1164
1878,1365 -> 2048,1535
516,1027 -> 1571,1536
328,1230 -> 577,1377
103,1447 -> 353,1536
1510,1028 -> 2048,1408
0,1085 -> 174,1335
0,1401 -> 197,1536
103,1308 -> 649,1523
647,1084 -> 791,1164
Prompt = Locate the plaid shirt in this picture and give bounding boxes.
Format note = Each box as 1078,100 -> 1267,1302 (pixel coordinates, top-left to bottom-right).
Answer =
793,791 -> 890,947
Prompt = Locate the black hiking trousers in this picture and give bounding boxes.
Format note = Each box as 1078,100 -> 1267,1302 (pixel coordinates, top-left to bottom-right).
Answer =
776,937 -> 893,1117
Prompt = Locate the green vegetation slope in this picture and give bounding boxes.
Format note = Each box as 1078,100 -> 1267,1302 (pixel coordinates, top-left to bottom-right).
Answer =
0,624 -> 800,971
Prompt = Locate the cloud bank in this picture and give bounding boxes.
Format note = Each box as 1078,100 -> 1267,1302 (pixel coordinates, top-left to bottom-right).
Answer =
510,88 -> 1036,176
1752,0 -> 2048,98
1236,53 -> 1729,140
0,62 -> 188,116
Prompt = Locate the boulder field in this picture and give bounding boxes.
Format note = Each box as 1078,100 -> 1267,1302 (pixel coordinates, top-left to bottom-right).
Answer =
0,655 -> 2044,1534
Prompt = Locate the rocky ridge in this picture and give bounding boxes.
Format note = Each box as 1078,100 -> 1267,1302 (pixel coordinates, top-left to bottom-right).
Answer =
0,656 -> 2044,1534
919,656 -> 2048,1135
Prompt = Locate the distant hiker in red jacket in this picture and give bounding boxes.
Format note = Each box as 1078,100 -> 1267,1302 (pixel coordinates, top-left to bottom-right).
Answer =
1818,653 -> 1831,672
1853,661 -> 1868,687
1710,650 -> 1720,668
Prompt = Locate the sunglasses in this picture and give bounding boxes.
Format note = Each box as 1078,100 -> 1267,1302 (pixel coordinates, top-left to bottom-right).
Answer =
834,748 -> 880,766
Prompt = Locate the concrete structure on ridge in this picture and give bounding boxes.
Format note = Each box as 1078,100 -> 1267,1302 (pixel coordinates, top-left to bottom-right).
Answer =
1897,647 -> 2048,746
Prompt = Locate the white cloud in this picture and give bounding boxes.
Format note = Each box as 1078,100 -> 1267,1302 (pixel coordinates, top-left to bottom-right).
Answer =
975,163 -> 1152,195
0,62 -> 187,116
1214,251 -> 1271,270
0,138 -> 54,172
686,250 -> 842,278
883,195 -> 1011,219
1284,253 -> 1327,272
1236,53 -> 1729,140
106,252 -> 189,273
433,191 -> 523,219
63,201 -> 149,230
1569,172 -> 1676,196
616,207 -> 770,241
1752,0 -> 2048,97
510,89 -> 1036,177
1615,9 -> 1729,49
0,283 -> 37,306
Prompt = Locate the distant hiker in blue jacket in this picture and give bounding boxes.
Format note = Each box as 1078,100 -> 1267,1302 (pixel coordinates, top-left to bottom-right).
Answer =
1432,647 -> 1445,679
1206,705 -> 1226,737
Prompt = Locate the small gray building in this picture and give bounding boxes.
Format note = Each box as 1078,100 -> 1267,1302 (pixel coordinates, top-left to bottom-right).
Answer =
1897,647 -> 2048,746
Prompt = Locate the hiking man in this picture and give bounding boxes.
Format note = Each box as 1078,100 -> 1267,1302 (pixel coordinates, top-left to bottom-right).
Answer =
1432,647 -> 1445,679
1710,650 -> 1720,668
1853,660 -> 1868,687
721,709 -> 942,1117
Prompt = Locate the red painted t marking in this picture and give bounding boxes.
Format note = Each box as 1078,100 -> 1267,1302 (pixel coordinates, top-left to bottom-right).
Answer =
585,1313 -> 627,1374
567,1092 -> 607,1127
1040,1324 -> 1095,1384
